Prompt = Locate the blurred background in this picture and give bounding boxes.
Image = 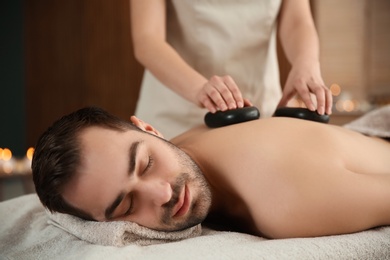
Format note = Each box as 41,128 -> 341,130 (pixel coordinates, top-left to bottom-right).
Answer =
1,0 -> 389,201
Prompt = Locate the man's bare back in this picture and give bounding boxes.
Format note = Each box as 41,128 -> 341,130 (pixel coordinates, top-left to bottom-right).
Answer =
171,117 -> 390,238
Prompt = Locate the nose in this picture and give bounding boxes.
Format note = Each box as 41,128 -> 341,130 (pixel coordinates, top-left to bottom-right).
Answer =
138,179 -> 172,207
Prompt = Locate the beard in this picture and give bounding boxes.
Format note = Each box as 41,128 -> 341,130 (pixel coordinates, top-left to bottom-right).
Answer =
155,140 -> 212,232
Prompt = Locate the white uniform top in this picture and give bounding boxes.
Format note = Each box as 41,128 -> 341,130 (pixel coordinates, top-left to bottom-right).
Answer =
135,0 -> 282,139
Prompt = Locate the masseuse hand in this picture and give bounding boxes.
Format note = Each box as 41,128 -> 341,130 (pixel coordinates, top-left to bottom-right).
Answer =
277,61 -> 332,115
196,75 -> 253,113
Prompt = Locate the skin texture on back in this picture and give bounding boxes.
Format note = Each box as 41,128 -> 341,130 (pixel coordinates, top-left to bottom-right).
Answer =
171,118 -> 390,237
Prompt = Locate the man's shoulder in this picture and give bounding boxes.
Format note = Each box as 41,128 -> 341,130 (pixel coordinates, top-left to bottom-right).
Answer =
170,125 -> 209,146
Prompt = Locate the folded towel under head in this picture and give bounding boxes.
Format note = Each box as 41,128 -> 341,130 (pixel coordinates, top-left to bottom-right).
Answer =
47,210 -> 202,246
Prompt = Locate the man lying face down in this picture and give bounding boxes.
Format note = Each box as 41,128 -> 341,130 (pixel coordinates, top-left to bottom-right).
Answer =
32,107 -> 390,239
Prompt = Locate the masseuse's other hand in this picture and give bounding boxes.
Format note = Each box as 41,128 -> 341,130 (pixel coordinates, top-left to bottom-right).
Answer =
196,75 -> 252,113
277,61 -> 332,115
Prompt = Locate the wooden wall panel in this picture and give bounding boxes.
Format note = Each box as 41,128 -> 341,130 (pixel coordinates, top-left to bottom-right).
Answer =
314,0 -> 390,103
82,0 -> 141,114
25,0 -> 144,147
314,0 -> 368,101
25,0 -> 84,147
367,0 -> 390,97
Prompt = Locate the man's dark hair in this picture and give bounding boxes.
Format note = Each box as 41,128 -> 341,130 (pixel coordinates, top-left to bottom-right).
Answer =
32,107 -> 141,220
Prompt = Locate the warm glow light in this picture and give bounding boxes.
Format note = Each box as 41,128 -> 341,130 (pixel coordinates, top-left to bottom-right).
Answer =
335,100 -> 344,112
335,99 -> 357,113
26,147 -> 35,160
330,84 -> 341,96
2,148 -> 12,161
0,148 -> 3,160
343,100 -> 355,112
352,100 -> 360,111
3,165 -> 13,174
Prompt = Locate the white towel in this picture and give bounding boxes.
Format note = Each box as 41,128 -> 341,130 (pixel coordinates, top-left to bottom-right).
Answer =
47,211 -> 202,246
344,105 -> 390,137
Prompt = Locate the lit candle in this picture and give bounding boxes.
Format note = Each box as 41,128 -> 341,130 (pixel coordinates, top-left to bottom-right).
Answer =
2,148 -> 15,174
0,148 -> 3,173
24,147 -> 35,172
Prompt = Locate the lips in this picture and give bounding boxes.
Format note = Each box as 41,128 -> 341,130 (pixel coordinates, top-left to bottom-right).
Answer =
172,185 -> 190,218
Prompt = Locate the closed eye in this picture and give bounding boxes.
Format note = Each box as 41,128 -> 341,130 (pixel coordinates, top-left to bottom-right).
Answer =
143,156 -> 154,174
122,156 -> 153,217
123,156 -> 153,217
123,194 -> 134,217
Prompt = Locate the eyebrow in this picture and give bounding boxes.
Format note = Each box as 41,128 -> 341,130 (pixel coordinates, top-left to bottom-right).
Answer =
104,141 -> 141,220
105,192 -> 125,220
128,141 -> 141,175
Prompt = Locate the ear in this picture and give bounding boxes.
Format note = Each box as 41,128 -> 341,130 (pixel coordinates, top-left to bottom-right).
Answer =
130,116 -> 164,138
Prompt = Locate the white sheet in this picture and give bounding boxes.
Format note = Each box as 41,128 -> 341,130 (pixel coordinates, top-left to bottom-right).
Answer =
1,194 -> 389,260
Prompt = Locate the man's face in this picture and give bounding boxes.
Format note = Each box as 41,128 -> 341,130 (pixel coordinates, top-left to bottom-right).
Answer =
62,126 -> 212,231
